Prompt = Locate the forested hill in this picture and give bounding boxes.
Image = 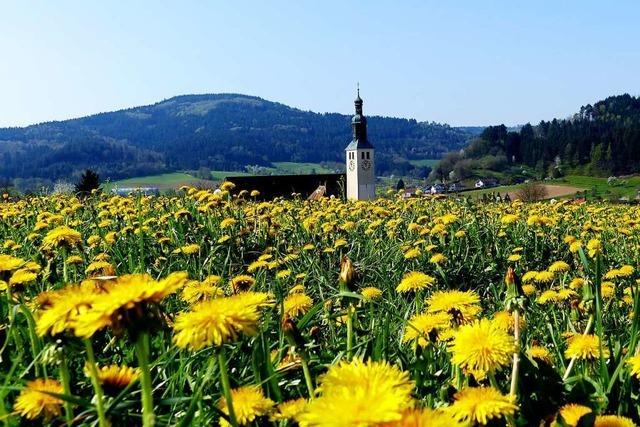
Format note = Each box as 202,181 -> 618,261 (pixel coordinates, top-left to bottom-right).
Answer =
432,94 -> 640,181
0,93 -> 473,182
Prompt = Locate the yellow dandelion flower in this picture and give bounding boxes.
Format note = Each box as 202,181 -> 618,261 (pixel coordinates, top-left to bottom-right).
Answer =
429,253 -> 447,264
289,284 -> 305,294
379,407 -> 464,426
558,403 -> 592,426
220,218 -> 237,229
564,334 -> 609,360
36,285 -> 97,337
172,292 -> 274,350
522,284 -> 537,296
587,239 -> 602,258
0,254 -> 25,272
74,272 -> 188,338
618,265 -> 634,277
396,271 -> 435,293
404,247 -> 421,259
449,319 -> 515,377
41,226 -> 82,251
9,269 -> 37,287
594,415 -> 636,427
182,280 -> 225,305
626,354 -> 640,379
492,310 -> 524,332
549,261 -> 570,272
276,269 -> 291,279
298,359 -> 414,426
446,387 -> 517,426
569,240 -> 583,253
507,254 -> 522,262
604,269 -> 622,279
283,293 -> 313,318
180,243 -> 200,255
528,345 -> 552,364
403,312 -> 450,347
85,261 -> 114,276
65,255 -> 83,265
269,398 -> 307,422
94,364 -> 140,392
334,238 -> 348,248
601,282 -> 615,299
535,270 -> 555,283
229,274 -> 256,293
361,286 -> 383,301
500,214 -> 519,225
247,260 -> 269,273
569,277 -> 586,289
522,271 -> 539,283
219,385 -> 274,427
426,290 -> 481,324
13,379 -> 64,421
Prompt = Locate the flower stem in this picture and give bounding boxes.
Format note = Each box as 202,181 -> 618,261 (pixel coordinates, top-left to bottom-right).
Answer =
563,315 -> 594,380
509,309 -> 520,398
300,355 -> 315,398
59,350 -> 74,424
217,349 -> 238,427
135,332 -> 155,427
84,339 -> 108,427
346,304 -> 354,359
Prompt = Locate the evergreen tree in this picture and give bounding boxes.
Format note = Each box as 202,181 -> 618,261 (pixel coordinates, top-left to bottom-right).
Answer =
75,169 -> 101,196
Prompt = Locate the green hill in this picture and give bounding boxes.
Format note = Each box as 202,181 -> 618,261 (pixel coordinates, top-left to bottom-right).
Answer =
0,93 -> 474,185
431,94 -> 640,183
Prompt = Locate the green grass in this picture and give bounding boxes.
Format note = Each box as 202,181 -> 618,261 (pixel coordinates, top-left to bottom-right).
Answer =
103,173 -> 205,190
557,175 -> 640,199
408,159 -> 439,168
270,162 -> 335,174
104,163 -> 337,191
210,170 -> 251,180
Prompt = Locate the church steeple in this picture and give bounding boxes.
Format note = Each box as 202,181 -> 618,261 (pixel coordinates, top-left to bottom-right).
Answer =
346,86 -> 373,150
345,86 -> 376,201
354,83 -> 363,115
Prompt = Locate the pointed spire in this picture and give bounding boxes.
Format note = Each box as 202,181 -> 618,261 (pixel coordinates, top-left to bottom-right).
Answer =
355,82 -> 362,102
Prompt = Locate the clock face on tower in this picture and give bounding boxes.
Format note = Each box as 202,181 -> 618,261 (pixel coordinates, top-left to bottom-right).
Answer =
348,159 -> 355,171
361,159 -> 372,171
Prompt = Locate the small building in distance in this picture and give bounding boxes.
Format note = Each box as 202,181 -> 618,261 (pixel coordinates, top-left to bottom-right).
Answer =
223,173 -> 345,200
448,182 -> 466,193
475,178 -> 499,189
430,183 -> 447,194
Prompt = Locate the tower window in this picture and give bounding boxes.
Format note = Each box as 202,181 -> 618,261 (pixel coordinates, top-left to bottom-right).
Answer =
361,152 -> 365,159
366,152 -> 370,159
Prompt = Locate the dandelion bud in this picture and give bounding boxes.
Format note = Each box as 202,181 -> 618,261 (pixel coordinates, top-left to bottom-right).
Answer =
339,256 -> 355,287
505,267 -> 516,286
282,315 -> 306,350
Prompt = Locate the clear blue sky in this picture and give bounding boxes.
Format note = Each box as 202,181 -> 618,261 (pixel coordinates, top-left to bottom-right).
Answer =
1,1 -> 639,127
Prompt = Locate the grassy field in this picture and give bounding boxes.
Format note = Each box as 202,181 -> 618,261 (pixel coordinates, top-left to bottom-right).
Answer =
104,163 -> 337,191
3,192 -> 640,425
103,173 -> 206,190
558,175 -> 640,199
408,159 -> 439,168
460,175 -> 640,201
270,162 -> 335,174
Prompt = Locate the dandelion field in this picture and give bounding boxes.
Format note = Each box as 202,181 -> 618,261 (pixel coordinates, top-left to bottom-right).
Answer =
1,188 -> 640,426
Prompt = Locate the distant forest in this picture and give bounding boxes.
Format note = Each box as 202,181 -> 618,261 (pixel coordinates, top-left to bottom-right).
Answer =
432,94 -> 640,182
0,94 -> 474,187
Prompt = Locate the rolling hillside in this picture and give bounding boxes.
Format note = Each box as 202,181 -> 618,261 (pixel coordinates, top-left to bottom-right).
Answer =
0,94 -> 474,183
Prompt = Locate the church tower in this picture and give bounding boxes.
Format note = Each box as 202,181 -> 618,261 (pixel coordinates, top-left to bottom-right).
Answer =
345,87 -> 375,200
